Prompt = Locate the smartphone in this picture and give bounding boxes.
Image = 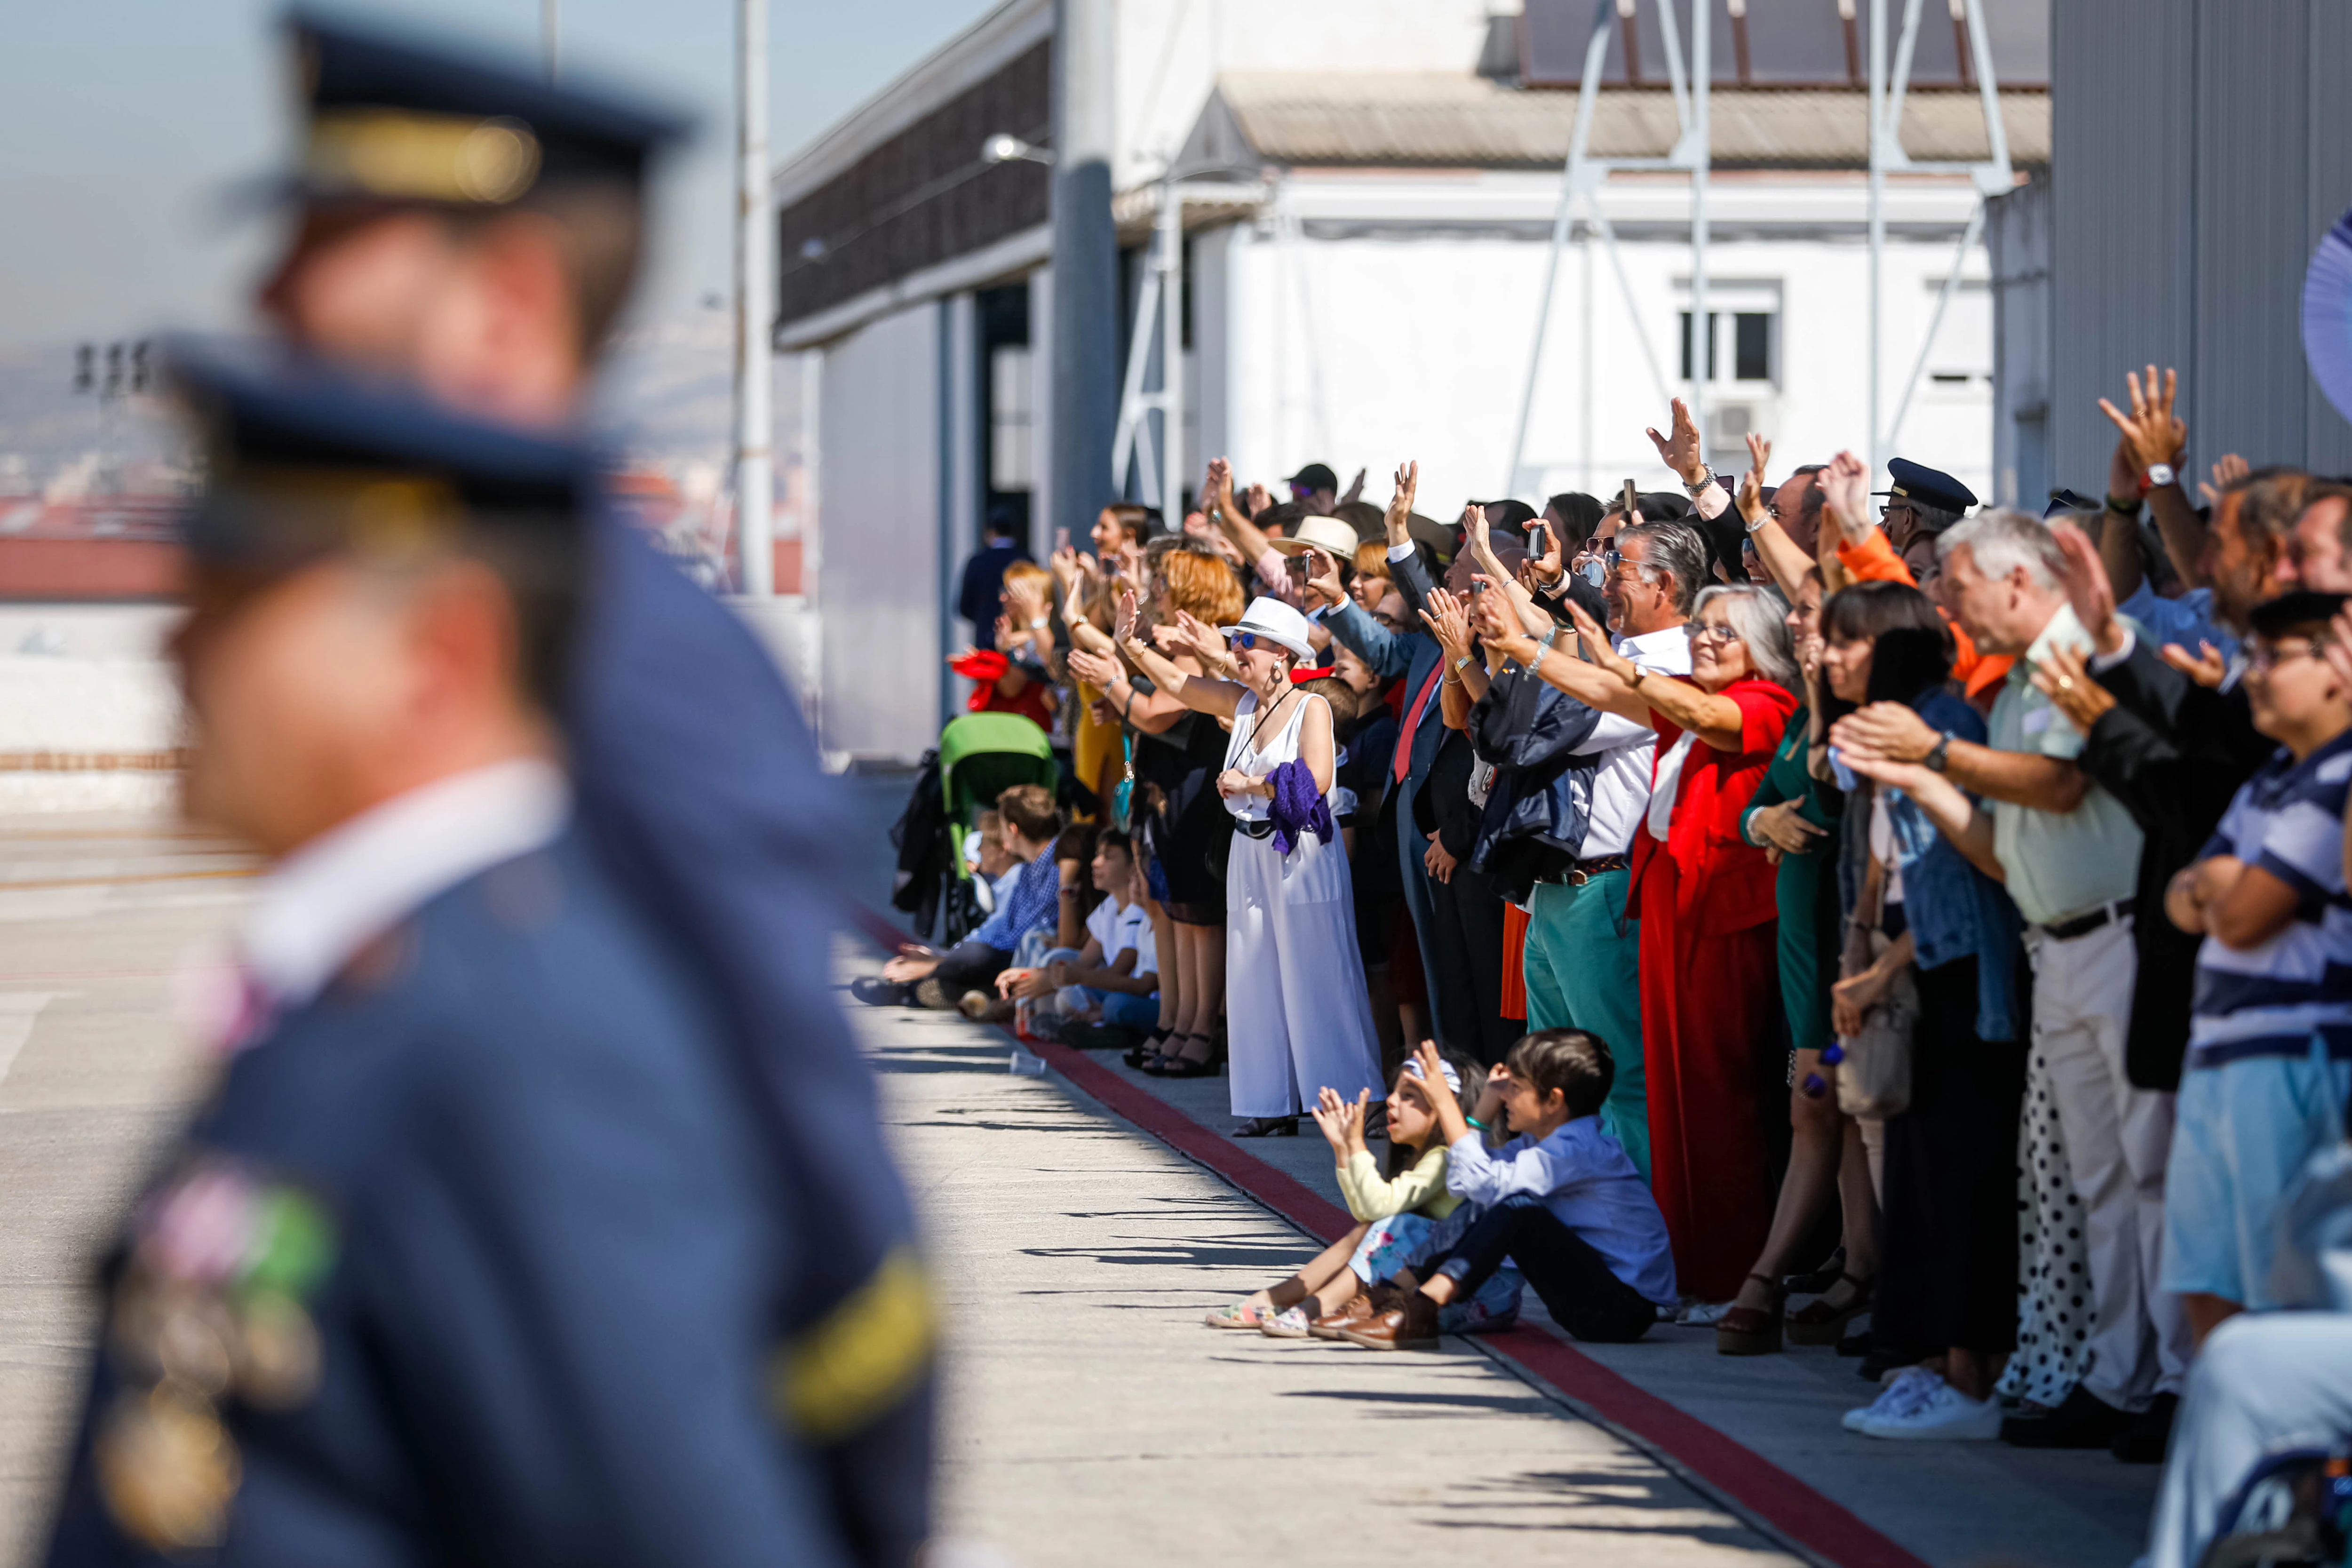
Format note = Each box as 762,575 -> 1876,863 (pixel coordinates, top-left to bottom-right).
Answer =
1055,526 -> 1071,552
1526,519 -> 1549,557
1620,478 -> 1640,517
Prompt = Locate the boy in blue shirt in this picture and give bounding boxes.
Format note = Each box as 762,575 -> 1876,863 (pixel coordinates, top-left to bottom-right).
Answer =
1345,1034 -> 1678,1349
2162,589 -> 2352,1345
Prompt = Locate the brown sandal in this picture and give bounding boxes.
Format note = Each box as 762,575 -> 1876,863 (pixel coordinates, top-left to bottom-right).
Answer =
1786,1272 -> 1876,1346
1715,1272 -> 1787,1356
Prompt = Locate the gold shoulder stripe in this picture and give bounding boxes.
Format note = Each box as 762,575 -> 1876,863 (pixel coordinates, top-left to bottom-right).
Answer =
771,1246 -> 936,1442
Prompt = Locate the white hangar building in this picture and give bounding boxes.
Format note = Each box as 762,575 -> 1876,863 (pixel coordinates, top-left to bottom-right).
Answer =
770,0 -> 2049,763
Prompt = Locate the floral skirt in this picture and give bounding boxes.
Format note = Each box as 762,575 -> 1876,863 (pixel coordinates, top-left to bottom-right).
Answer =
1350,1209 -> 1524,1334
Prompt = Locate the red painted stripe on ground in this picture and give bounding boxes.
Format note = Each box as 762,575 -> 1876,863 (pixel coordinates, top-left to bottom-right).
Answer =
851,908 -> 1927,1568
1023,1033 -> 1927,1568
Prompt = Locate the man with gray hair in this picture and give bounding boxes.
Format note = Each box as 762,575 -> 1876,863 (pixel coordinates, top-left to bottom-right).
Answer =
1832,507 -> 2188,1451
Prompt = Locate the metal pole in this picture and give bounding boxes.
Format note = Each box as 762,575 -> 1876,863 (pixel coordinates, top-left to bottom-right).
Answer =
735,0 -> 773,596
1505,0 -> 1614,495
543,0 -> 559,81
1688,0 -> 1710,457
1050,0 -> 1120,556
1866,0 -> 1886,479
1158,177 -> 1185,520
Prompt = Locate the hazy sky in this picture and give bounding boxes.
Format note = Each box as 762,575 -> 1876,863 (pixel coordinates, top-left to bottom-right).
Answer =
0,0 -> 1002,348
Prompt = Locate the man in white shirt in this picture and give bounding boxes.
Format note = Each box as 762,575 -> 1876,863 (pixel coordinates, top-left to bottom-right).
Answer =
1516,519 -> 1707,1181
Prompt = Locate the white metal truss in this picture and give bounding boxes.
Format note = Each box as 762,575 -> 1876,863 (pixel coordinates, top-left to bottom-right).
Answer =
1509,0 -> 2012,495
1111,179 -> 1191,522
1869,0 -> 2011,474
1505,0 -> 1709,495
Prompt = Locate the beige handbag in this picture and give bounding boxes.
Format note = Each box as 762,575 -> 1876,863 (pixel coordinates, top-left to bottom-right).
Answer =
1832,803 -> 1915,1119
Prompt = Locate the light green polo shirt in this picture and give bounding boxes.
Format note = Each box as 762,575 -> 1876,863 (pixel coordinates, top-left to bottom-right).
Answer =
1985,601 -> 2146,926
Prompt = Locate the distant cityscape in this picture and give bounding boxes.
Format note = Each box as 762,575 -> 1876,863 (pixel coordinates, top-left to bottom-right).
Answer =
0,317 -> 811,598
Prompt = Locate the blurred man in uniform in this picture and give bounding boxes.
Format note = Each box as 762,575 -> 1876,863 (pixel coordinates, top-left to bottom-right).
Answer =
231,13 -> 932,1560
44,352 -> 875,1566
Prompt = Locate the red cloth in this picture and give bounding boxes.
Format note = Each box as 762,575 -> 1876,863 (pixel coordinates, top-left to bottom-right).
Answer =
1627,676 -> 1795,1301
1391,663 -> 1445,784
1499,902 -> 1529,1021
979,680 -> 1054,730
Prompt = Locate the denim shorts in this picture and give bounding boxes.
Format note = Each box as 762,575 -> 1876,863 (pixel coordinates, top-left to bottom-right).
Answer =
2162,1042 -> 2352,1308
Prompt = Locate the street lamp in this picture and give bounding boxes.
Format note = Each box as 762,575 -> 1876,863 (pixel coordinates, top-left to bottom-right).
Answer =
981,133 -> 1053,167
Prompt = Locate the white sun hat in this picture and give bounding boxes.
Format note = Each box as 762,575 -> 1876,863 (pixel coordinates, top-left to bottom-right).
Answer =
1230,596 -> 1319,661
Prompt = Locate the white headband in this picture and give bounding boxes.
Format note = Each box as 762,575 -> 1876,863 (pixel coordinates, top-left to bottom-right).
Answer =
1405,1057 -> 1462,1094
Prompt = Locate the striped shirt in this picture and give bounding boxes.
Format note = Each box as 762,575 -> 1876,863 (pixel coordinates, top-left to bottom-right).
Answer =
2189,730 -> 2352,1067
972,851 -> 1061,953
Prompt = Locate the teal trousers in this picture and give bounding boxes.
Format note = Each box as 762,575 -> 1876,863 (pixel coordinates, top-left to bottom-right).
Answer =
1521,868 -> 1650,1182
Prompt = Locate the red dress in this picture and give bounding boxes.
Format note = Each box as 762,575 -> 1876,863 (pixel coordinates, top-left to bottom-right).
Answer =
1628,676 -> 1796,1302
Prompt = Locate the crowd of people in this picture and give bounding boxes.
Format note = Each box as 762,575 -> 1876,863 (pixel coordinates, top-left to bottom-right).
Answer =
858,366 -> 2352,1539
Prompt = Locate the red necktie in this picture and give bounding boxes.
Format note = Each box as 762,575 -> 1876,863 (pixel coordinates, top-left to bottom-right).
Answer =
1392,662 -> 1446,784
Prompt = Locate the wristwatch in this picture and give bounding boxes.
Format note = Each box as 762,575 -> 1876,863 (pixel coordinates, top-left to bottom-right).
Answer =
1925,732 -> 1954,773
1028,615 -> 1049,629
2145,462 -> 2177,489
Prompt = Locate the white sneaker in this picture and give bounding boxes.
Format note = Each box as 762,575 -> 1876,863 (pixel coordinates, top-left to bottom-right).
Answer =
1860,1378 -> 2001,1441
1841,1365 -> 1937,1433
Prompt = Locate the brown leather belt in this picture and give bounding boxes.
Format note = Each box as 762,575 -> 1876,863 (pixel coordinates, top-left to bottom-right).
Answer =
1563,854 -> 1629,886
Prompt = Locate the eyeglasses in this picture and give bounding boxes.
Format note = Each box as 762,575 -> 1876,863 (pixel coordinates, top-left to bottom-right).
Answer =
2246,637 -> 2326,673
1689,622 -> 1745,646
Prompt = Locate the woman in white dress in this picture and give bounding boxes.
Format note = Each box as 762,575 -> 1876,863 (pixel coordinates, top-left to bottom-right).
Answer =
1115,593 -> 1385,1136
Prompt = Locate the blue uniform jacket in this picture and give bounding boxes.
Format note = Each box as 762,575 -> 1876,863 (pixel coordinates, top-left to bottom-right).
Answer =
44,834 -> 860,1568
568,514 -> 931,1559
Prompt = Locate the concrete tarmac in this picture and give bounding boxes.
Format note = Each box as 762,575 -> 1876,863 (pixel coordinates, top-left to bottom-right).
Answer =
856,990 -> 1796,1568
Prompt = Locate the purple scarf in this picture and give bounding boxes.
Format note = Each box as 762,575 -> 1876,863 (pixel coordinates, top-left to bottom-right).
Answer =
1266,759 -> 1334,855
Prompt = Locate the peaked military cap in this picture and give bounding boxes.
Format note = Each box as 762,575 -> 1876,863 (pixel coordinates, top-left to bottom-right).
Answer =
2249,589 -> 2350,638
169,340 -> 590,570
1874,457 -> 1978,522
280,8 -> 691,209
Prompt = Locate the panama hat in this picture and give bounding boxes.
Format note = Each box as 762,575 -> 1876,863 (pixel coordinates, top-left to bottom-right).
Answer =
1265,514 -> 1362,561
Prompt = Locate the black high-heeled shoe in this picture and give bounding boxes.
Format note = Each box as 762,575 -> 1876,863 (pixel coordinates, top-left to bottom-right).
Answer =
1233,1115 -> 1297,1138
1123,1028 -> 1173,1070
1157,1035 -> 1224,1079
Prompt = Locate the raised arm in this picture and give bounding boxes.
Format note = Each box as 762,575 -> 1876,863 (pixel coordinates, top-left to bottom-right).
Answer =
2098,366 -> 2201,588
1470,590 -> 1648,725
1203,456 -> 1274,566
1111,592 -> 1248,721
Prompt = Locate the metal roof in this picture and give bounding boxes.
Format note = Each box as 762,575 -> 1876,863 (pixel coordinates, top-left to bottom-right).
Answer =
1184,72 -> 2047,173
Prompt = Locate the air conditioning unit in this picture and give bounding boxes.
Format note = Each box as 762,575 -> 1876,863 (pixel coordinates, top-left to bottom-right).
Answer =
1705,401 -> 1771,469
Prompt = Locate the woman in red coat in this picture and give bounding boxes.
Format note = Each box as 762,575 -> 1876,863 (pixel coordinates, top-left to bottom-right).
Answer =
1507,585 -> 1800,1303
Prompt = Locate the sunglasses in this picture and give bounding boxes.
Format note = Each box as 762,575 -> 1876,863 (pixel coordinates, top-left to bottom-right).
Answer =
1230,631 -> 1261,652
2246,637 -> 2326,674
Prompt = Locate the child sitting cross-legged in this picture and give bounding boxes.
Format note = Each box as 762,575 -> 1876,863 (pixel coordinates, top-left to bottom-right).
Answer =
994,828 -> 1160,1044
1202,1050 -> 1508,1336
1343,1033 -> 1679,1351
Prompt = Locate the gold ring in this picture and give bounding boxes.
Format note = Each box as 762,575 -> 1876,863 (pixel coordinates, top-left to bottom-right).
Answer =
2056,675 -> 2075,692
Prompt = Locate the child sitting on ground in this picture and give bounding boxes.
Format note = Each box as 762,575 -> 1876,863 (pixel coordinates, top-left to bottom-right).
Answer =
1202,1050 -> 1517,1336
993,829 -> 1160,1042
1341,1034 -> 1679,1351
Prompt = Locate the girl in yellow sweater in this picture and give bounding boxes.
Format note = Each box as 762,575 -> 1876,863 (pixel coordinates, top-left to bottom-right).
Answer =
1204,1051 -> 1480,1336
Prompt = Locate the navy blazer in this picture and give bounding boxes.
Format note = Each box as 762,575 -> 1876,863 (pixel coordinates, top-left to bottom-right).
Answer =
1323,547 -> 1447,788
43,835 -> 867,1568
565,512 -> 931,1557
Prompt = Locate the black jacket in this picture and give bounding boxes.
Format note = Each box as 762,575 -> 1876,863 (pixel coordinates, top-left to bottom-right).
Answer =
2083,639 -> 2273,1089
1462,664 -> 1606,904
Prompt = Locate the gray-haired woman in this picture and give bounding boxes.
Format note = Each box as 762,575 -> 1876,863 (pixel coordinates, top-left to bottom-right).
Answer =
1478,579 -> 1802,1305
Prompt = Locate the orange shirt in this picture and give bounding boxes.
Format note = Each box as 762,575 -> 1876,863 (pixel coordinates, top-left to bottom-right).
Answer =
1834,529 -> 2014,702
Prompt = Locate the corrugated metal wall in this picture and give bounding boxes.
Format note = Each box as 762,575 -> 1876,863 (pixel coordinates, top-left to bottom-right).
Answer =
2052,0 -> 2352,491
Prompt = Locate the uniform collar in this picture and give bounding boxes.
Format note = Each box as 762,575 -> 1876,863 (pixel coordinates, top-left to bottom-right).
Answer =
244,759 -> 570,1009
